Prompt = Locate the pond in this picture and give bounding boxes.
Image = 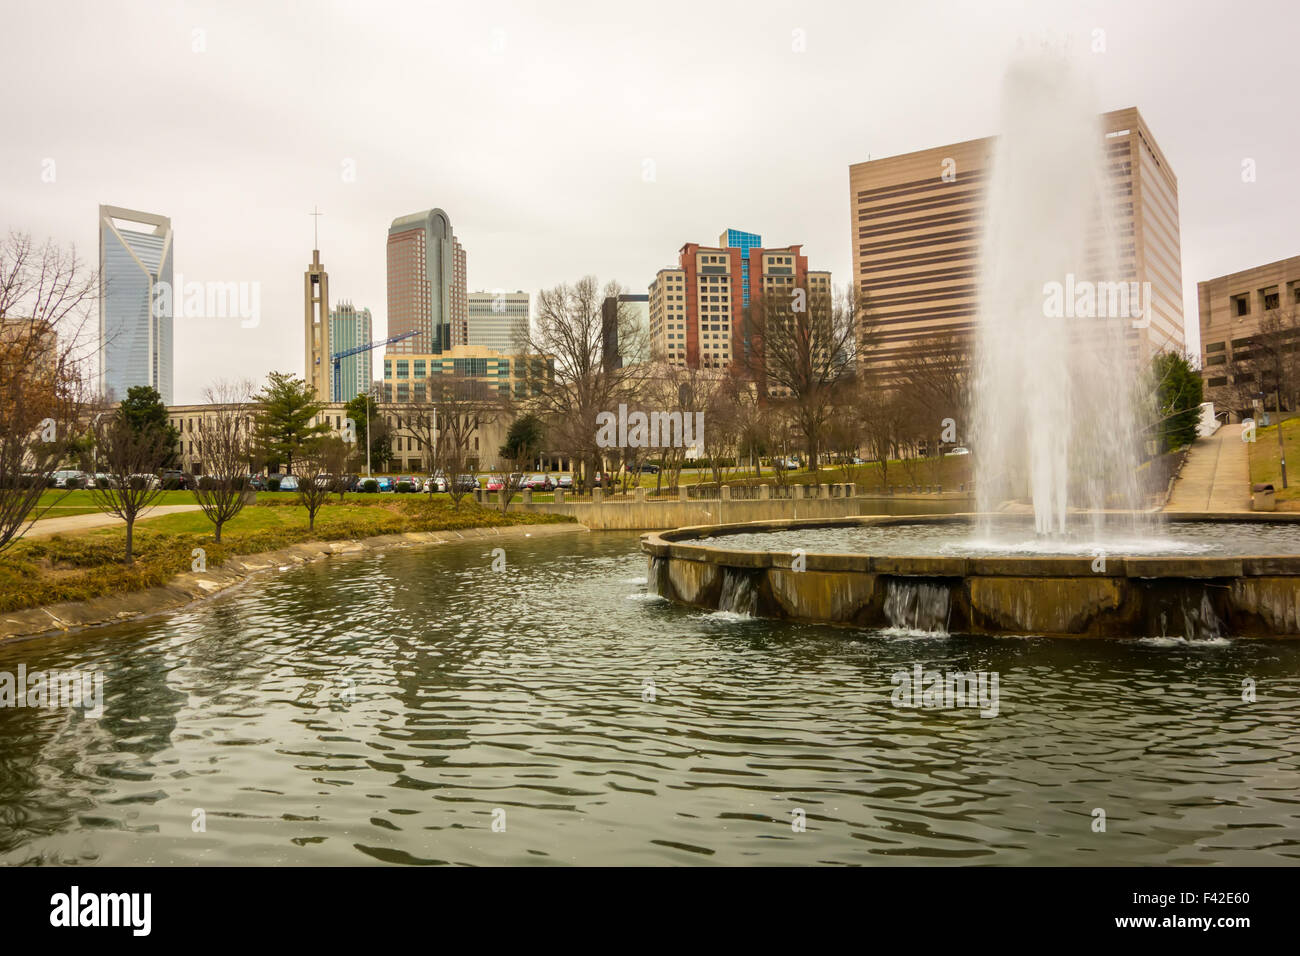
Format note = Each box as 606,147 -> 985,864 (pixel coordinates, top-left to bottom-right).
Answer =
1,530 -> 1297,865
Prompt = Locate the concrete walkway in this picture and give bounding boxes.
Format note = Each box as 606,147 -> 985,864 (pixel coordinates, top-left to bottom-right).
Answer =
1165,423 -> 1250,513
25,504 -> 204,539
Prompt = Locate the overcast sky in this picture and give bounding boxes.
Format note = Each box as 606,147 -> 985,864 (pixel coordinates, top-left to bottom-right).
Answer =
5,0 -> 1296,403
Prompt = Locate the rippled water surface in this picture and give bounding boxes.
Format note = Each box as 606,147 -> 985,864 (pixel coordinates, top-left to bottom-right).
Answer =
2,530 -> 1299,865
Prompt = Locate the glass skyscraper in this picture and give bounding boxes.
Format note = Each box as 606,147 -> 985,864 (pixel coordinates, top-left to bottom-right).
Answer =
329,301 -> 373,403
99,205 -> 173,404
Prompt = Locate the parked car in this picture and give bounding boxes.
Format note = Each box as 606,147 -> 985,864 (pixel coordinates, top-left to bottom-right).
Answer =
376,476 -> 394,492
451,474 -> 479,493
246,474 -> 268,491
556,474 -> 573,490
425,474 -> 448,493
278,475 -> 300,491
91,472 -> 119,489
127,473 -> 161,490
50,469 -> 86,488
639,463 -> 660,474
947,446 -> 970,456
394,475 -> 422,492
524,473 -> 555,491
160,469 -> 197,490
484,474 -> 505,492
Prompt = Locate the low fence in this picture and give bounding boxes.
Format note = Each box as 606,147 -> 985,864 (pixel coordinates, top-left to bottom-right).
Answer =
473,483 -> 976,530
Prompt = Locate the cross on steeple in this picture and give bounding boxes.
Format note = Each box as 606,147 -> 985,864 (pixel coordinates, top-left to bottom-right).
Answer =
310,205 -> 323,249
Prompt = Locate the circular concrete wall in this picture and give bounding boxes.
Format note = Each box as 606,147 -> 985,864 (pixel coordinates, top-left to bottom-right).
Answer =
640,513 -> 1300,639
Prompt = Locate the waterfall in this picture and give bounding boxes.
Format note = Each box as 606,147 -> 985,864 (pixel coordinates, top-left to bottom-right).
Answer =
648,556 -> 670,597
1149,585 -> 1228,642
1178,589 -> 1225,642
883,580 -> 952,635
717,568 -> 758,617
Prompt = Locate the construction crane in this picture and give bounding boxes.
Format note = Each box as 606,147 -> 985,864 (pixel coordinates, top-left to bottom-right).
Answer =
331,330 -> 417,402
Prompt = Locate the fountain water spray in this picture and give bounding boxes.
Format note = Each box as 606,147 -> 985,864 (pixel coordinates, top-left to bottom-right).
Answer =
972,55 -> 1147,539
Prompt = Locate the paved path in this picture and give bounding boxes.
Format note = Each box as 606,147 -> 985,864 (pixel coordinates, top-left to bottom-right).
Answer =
25,504 -> 204,539
1165,424 -> 1251,513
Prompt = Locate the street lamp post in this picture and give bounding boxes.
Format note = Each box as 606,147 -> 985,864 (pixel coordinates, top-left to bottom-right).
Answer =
1277,385 -> 1288,488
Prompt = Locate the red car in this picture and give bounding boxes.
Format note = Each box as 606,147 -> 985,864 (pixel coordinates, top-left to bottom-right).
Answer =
485,475 -> 505,492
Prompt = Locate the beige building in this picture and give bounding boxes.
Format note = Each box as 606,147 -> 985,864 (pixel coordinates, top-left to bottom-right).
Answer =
167,401 -> 514,476
304,248 -> 330,402
1198,254 -> 1300,401
848,106 -> 1183,380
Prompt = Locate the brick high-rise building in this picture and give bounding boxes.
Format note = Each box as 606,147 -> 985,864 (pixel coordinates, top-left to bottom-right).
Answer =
848,107 -> 1183,381
386,208 -> 467,355
648,234 -> 830,371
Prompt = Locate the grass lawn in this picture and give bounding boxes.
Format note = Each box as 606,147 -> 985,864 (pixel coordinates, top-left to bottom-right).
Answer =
31,489 -> 198,520
1248,415 -> 1300,507
0,496 -> 574,614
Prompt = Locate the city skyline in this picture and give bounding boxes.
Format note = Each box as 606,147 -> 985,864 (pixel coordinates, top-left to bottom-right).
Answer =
6,2 -> 1298,402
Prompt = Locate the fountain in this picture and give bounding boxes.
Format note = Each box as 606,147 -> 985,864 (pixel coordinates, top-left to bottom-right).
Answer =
972,54 -> 1145,540
641,54 -> 1300,640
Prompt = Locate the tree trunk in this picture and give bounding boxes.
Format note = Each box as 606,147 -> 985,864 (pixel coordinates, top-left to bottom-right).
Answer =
125,516 -> 134,565
214,521 -> 223,543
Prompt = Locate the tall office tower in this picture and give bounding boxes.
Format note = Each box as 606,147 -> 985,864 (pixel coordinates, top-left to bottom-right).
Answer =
386,209 -> 467,355
98,205 -> 173,404
848,107 -> 1183,382
451,237 -> 467,347
648,236 -> 829,370
328,301 -> 373,403
467,290 -> 529,353
719,228 -> 762,307
304,248 -> 331,402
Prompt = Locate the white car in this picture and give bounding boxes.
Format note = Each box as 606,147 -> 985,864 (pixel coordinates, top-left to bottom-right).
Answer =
947,446 -> 970,456
426,474 -> 447,493
278,475 -> 299,491
51,470 -> 85,488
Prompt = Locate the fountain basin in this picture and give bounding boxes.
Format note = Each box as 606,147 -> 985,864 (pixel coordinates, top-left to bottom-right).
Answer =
640,514 -> 1300,639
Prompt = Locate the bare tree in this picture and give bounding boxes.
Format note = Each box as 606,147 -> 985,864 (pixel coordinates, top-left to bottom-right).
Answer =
88,407 -> 170,563
293,438 -> 336,531
520,276 -> 650,492
739,281 -> 860,472
191,381 -> 255,542
0,232 -> 96,554
405,377 -> 499,509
